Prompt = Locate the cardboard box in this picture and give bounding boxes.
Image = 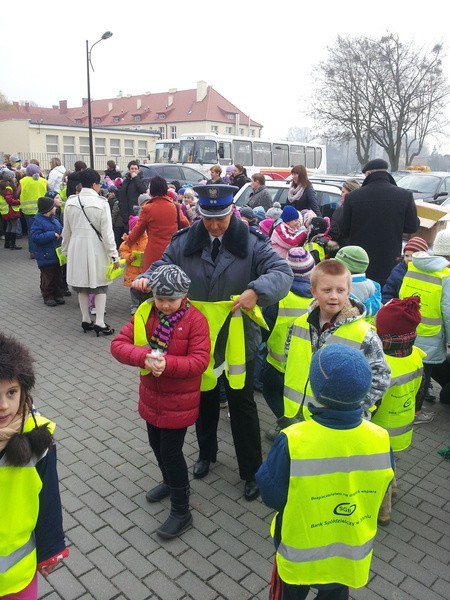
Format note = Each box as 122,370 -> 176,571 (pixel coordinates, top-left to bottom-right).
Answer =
404,201 -> 450,246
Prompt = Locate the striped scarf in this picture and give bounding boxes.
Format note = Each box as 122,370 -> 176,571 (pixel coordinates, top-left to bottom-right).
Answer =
149,297 -> 190,354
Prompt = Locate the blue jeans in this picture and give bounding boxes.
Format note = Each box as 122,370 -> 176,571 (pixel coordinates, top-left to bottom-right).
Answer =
23,213 -> 36,253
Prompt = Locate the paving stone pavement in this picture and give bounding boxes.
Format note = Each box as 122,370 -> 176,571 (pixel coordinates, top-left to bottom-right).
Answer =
1,246 -> 449,600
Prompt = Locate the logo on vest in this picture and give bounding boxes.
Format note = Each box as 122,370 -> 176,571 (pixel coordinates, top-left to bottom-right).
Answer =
333,502 -> 356,516
403,398 -> 412,408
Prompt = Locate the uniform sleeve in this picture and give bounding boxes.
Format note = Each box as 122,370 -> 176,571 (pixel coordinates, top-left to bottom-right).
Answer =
256,432 -> 290,512
34,444 -> 66,563
247,238 -> 294,306
361,329 -> 391,411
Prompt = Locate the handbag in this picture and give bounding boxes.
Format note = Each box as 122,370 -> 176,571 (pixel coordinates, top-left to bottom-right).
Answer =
78,195 -> 103,241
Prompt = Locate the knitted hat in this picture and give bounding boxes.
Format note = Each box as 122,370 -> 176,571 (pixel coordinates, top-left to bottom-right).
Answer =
166,189 -> 178,201
403,237 -> 428,254
114,177 -> 123,187
239,206 -> 255,221
37,196 -> 55,214
335,246 -> 369,274
259,218 -> 274,235
149,265 -> 191,298
362,158 -> 389,173
0,169 -> 15,181
287,247 -> 315,278
178,187 -> 186,196
376,296 -> 421,336
310,344 -> 372,410
45,190 -> 59,199
9,154 -> 20,163
301,209 -> 316,228
138,193 -> 151,206
281,205 -> 300,223
128,215 -> 138,230
433,229 -> 450,257
26,164 -> 40,177
226,165 -> 234,173
309,216 -> 330,237
252,206 -> 266,221
266,202 -> 282,220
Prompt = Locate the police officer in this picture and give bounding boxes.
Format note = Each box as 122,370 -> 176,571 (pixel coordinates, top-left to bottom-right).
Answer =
133,184 -> 293,500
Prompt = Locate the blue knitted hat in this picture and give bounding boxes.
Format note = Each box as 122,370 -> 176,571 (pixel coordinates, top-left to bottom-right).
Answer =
281,205 -> 299,223
310,344 -> 372,410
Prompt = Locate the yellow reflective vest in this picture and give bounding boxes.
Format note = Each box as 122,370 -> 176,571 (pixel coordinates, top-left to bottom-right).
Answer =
284,314 -> 372,419
19,176 -> 48,215
0,414 -> 55,595
273,419 -> 393,588
133,298 -> 247,391
305,241 -> 325,262
0,186 -> 20,216
399,263 -> 450,337
267,292 -> 312,373
371,348 -> 425,452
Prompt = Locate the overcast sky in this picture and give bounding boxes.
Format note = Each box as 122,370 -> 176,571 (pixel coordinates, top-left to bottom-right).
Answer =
3,0 -> 449,149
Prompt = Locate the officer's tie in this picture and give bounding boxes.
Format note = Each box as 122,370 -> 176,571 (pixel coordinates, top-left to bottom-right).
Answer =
211,238 -> 221,262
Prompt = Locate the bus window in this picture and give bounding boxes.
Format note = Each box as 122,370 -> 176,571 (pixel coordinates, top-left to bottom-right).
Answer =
180,140 -> 195,163
218,142 -> 232,165
253,142 -> 272,167
290,144 -> 306,166
193,140 -> 217,164
233,140 -> 252,166
315,147 -> 323,170
306,146 -> 315,169
155,141 -> 179,163
273,144 -> 289,167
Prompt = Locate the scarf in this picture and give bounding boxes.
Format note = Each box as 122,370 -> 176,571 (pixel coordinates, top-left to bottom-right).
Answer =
288,183 -> 305,203
149,297 -> 190,354
0,409 -> 27,452
380,331 -> 416,357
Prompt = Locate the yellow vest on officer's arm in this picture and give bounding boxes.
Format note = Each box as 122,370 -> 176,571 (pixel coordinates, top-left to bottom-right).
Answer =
267,292 -> 312,373
371,347 -> 425,452
284,314 -> 372,419
0,414 -> 55,595
399,263 -> 450,337
273,419 -> 393,588
133,299 -> 251,391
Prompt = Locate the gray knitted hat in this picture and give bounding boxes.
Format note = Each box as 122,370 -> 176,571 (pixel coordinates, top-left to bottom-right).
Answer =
149,265 -> 191,298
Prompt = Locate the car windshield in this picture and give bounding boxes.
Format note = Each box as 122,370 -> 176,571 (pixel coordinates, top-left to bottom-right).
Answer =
397,175 -> 440,194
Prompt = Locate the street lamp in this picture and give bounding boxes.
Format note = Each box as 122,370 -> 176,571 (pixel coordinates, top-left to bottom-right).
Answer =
86,31 -> 113,169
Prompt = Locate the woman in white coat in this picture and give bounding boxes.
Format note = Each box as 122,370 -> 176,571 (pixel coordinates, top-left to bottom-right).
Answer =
47,157 -> 67,192
61,169 -> 119,336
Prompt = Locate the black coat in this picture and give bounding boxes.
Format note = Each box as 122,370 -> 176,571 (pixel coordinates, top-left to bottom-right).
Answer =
340,171 -> 419,286
118,173 -> 147,230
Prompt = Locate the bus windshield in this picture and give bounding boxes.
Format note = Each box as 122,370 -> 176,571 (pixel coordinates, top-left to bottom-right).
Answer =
179,139 -> 217,165
155,141 -> 179,163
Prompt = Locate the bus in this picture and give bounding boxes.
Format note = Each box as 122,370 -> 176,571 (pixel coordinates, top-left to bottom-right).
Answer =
154,138 -> 180,163
177,133 -> 327,178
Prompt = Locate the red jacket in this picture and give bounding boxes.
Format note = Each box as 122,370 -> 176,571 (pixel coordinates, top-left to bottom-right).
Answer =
126,196 -> 190,271
111,304 -> 210,429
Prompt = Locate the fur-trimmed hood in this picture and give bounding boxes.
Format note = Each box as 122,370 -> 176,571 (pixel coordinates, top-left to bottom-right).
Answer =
183,214 -> 249,259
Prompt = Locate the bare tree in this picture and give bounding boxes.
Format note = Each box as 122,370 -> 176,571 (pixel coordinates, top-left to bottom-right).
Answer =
0,91 -> 12,110
311,34 -> 450,171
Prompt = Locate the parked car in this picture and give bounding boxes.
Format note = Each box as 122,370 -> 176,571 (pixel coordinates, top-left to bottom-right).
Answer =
122,163 -> 205,187
309,174 -> 365,187
396,172 -> 450,204
234,180 -> 342,218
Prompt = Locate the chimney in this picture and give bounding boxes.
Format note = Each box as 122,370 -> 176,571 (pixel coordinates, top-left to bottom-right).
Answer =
59,100 -> 67,114
82,98 -> 88,106
196,80 -> 208,102
137,98 -> 142,110
108,102 -> 113,111
167,94 -> 173,107
117,90 -> 123,98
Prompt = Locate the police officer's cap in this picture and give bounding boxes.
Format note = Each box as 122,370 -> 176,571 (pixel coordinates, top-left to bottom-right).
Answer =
193,184 -> 238,218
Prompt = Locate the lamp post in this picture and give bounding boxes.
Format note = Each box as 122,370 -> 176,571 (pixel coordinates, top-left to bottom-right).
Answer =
86,31 -> 113,169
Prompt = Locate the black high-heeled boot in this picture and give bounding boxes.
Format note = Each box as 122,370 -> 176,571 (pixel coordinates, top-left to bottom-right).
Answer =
81,321 -> 94,333
93,323 -> 115,337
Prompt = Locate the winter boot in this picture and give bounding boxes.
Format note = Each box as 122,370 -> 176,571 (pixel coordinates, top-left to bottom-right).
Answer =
156,486 -> 192,539
146,482 -> 170,503
4,232 -> 11,248
9,233 -> 22,250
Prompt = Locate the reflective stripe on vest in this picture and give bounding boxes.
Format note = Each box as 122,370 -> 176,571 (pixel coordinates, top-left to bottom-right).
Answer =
274,419 -> 393,588
267,292 -> 311,373
371,348 -> 425,452
0,191 -> 20,215
399,264 -> 450,337
305,241 -> 325,261
133,299 -> 247,391
0,414 -> 55,595
283,315 -> 371,419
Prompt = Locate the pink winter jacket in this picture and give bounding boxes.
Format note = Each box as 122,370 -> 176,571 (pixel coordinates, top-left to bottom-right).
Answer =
270,222 -> 307,258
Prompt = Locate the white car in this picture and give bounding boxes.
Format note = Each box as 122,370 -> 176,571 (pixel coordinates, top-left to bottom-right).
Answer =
234,180 -> 342,218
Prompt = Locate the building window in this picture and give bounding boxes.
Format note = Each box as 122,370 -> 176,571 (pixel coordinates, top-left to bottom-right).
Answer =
170,126 -> 177,139
227,113 -> 235,120
159,127 -> 165,136
211,125 -> 218,133
158,113 -> 166,120
113,116 -> 120,123
134,115 -> 141,122
239,128 -> 244,135
63,136 -> 75,154
75,119 -> 81,124
79,137 -> 90,154
226,127 -> 232,134
95,138 -> 106,155
138,140 -> 147,157
124,139 -> 134,156
110,139 -> 120,155
250,129 -> 255,137
94,118 -> 101,124
46,135 -> 58,153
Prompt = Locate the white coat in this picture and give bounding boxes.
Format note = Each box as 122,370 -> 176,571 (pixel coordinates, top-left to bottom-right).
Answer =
61,188 -> 118,288
47,165 -> 66,191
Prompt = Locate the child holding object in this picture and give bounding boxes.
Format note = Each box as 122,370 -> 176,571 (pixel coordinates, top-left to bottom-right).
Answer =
0,334 -> 68,598
111,265 -> 210,540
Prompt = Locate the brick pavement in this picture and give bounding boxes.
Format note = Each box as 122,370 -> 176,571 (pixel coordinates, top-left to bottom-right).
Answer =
1,246 -> 449,600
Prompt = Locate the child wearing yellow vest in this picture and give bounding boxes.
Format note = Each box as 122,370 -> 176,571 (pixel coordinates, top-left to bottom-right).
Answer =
0,334 -> 67,599
257,344 -> 394,599
119,215 -> 148,315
